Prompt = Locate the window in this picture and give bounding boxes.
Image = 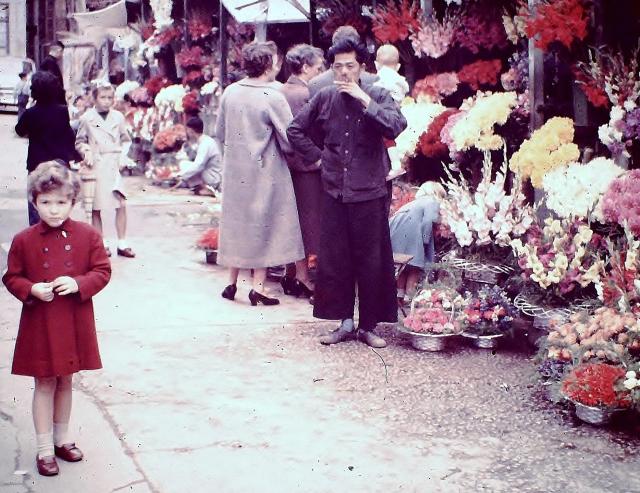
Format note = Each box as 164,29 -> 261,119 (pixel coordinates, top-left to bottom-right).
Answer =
0,3 -> 8,56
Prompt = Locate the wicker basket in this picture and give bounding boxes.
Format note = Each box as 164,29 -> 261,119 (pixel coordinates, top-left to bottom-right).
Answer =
461,332 -> 504,349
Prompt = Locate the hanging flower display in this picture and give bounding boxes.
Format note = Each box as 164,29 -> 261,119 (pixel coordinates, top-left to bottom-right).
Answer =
509,117 -> 580,188
188,18 -> 214,40
176,46 -> 205,70
541,158 -> 625,220
524,0 -> 589,52
601,170 -> 640,237
371,0 -> 421,43
144,76 -> 171,99
412,72 -> 459,103
457,59 -> 503,91
409,16 -> 455,59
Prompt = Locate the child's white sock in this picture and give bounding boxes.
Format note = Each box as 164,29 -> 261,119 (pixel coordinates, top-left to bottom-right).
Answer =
117,239 -> 128,250
397,289 -> 406,299
36,432 -> 54,458
53,422 -> 70,447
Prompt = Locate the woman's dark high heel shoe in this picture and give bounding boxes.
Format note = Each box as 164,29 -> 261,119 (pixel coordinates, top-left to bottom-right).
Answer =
221,284 -> 237,300
249,289 -> 280,306
293,279 -> 314,299
280,275 -> 297,295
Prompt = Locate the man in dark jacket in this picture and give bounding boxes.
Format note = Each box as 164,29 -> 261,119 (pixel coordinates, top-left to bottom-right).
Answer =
40,41 -> 66,104
287,38 -> 407,348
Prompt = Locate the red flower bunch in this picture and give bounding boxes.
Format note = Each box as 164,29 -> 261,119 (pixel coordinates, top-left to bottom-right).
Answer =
458,59 -> 502,91
153,124 -> 187,153
455,8 -> 508,54
372,0 -> 421,43
183,70 -> 204,88
196,228 -> 219,250
412,72 -> 459,102
562,364 -> 631,408
150,26 -> 182,47
418,109 -> 459,159
188,18 -> 213,40
144,76 -> 171,99
176,46 -> 205,70
525,0 -> 588,52
182,90 -> 201,115
602,170 -> 640,236
574,68 -> 609,108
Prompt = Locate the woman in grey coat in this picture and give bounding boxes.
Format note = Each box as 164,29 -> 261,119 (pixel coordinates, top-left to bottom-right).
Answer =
390,182 -> 445,304
216,42 -> 305,306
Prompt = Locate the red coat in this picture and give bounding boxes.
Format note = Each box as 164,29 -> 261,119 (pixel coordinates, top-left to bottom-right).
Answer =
2,219 -> 111,377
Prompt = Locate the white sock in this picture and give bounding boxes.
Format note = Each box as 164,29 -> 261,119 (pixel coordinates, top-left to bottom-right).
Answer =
36,432 -> 54,458
340,318 -> 355,332
117,239 -> 128,250
53,422 -> 70,447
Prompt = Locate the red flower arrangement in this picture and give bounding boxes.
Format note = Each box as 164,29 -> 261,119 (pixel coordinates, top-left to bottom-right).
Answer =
176,46 -> 205,70
524,0 -> 588,52
182,90 -> 201,115
150,26 -> 182,47
153,124 -> 187,153
562,364 -> 631,408
372,0 -> 421,43
458,59 -> 502,91
144,76 -> 171,99
418,109 -> 459,159
454,8 -> 508,54
196,228 -> 219,250
188,18 -> 213,40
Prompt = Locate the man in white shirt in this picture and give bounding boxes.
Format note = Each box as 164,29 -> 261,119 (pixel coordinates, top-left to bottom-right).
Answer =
177,116 -> 222,195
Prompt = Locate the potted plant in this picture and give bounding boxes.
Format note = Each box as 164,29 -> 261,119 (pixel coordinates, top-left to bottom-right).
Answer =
460,285 -> 515,349
561,363 -> 632,425
196,228 -> 219,264
399,286 -> 466,351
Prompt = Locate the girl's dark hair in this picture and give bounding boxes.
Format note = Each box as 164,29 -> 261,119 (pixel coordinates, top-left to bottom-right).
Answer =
186,116 -> 204,134
30,71 -> 63,104
327,38 -> 368,65
285,44 -> 324,76
242,42 -> 277,78
28,161 -> 81,204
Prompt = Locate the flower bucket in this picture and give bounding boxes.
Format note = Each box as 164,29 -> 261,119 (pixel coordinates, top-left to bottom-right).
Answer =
397,326 -> 458,352
572,401 -> 625,426
205,249 -> 217,265
461,332 -> 504,349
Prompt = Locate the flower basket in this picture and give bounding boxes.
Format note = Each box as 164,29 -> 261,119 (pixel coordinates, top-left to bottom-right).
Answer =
460,331 -> 504,349
570,400 -> 626,426
513,293 -> 600,332
197,229 -> 219,264
205,249 -> 218,265
397,326 -> 458,352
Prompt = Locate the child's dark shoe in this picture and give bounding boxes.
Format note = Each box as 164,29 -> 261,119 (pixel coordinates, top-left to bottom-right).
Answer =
36,455 -> 59,476
54,443 -> 83,462
117,247 -> 136,258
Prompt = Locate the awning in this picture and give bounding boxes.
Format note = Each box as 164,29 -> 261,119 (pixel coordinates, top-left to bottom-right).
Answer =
71,0 -> 128,33
221,0 -> 310,24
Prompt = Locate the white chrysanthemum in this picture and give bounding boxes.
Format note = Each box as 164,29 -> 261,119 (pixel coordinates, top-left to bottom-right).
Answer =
200,81 -> 219,96
154,84 -> 187,112
115,80 -> 140,101
542,157 -> 624,219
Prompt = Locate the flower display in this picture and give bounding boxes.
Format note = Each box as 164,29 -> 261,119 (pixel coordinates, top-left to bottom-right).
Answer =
448,91 -> 517,153
561,363 -> 631,409
115,80 -> 140,101
509,117 -> 580,188
182,90 -> 200,115
371,0 -> 421,43
402,287 -> 466,335
387,99 -> 446,170
149,0 -> 173,30
149,25 -> 181,47
144,76 -> 171,99
601,170 -> 640,236
196,228 -> 219,250
501,51 -> 529,93
454,7 -> 508,54
200,80 -> 220,96
502,12 -> 527,44
410,16 -> 455,59
511,218 -> 603,295
154,84 -> 188,112
440,151 -> 535,249
541,158 -> 624,220
618,364 -> 640,411
153,124 -> 187,153
176,46 -> 205,69
412,73 -> 459,103
418,109 -> 459,159
317,2 -> 369,41
545,308 -> 640,364
457,59 -> 502,91
599,102 -> 640,158
524,0 -> 588,52
461,286 -> 515,336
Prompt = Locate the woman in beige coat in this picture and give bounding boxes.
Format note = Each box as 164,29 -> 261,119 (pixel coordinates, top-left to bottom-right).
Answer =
216,42 -> 304,306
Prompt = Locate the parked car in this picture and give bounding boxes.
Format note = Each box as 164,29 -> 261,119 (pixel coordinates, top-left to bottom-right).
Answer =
0,56 -> 35,112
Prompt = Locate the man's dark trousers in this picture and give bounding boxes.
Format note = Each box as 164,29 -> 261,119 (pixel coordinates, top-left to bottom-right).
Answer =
313,192 -> 398,330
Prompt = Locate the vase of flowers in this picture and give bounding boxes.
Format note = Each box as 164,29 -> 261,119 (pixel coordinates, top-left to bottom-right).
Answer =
399,286 -> 466,351
197,228 -> 219,264
460,285 -> 515,349
561,363 -> 631,425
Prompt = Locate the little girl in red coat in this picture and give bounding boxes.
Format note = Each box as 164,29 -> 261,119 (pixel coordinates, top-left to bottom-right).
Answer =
2,161 -> 111,477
